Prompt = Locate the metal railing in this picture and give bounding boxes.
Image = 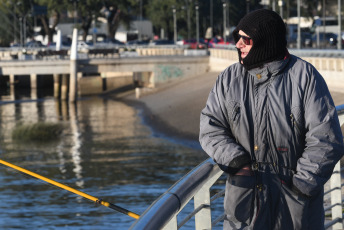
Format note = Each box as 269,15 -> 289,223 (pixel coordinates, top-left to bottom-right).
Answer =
2,45 -> 344,62
0,45 -> 186,61
129,158 -> 224,230
130,104 -> 344,230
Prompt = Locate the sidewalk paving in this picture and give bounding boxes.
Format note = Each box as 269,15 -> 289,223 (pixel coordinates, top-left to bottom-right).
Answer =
129,71 -> 344,145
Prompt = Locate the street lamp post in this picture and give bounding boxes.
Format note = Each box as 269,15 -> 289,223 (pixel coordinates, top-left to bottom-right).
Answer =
297,0 -> 301,49
195,3 -> 199,45
337,0 -> 342,50
322,0 -> 326,38
139,0 -> 143,41
11,1 -> 18,43
69,0 -> 79,27
23,13 -> 29,45
246,0 -> 250,14
272,0 -> 276,11
23,15 -> 26,45
210,0 -> 213,38
92,15 -> 97,44
172,6 -> 177,44
74,0 -> 77,26
182,3 -> 191,40
15,1 -> 23,46
278,0 -> 283,19
223,2 -> 227,43
188,1 -> 192,40
19,16 -> 23,47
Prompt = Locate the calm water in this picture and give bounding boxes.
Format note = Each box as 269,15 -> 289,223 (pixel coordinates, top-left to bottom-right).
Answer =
0,88 -> 222,229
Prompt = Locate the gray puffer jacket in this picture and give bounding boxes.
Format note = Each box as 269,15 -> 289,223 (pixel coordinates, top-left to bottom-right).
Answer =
199,54 -> 343,230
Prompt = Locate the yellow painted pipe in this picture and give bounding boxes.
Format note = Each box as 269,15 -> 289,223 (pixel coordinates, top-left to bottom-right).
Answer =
0,159 -> 140,219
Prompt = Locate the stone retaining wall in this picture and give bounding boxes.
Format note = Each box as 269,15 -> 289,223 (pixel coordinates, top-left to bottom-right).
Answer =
209,49 -> 344,93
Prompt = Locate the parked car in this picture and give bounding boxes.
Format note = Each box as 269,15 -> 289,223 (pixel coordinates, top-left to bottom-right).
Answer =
177,38 -> 207,49
149,39 -> 175,46
10,42 -> 21,48
95,38 -> 125,48
303,32 -> 313,47
103,38 -> 125,45
206,36 -> 232,48
287,32 -> 313,48
126,39 -> 150,46
25,40 -> 44,48
77,41 -> 93,51
312,32 -> 338,48
46,41 -> 71,50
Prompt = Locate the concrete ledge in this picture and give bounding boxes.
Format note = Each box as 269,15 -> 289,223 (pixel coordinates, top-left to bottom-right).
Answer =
184,49 -> 208,56
78,76 -> 103,95
208,48 -> 344,93
209,57 -> 237,72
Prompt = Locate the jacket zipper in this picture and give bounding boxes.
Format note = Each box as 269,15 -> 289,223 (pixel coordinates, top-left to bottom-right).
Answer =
290,113 -> 301,134
252,185 -> 260,226
252,81 -> 260,227
232,106 -> 240,122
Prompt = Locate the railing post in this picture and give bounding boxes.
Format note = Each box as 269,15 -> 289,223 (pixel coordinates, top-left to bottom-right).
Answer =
194,187 -> 212,230
61,74 -> 69,100
330,161 -> 343,229
53,74 -> 61,99
30,74 -> 37,100
194,167 -> 223,230
9,74 -> 15,100
162,216 -> 177,230
69,28 -> 78,102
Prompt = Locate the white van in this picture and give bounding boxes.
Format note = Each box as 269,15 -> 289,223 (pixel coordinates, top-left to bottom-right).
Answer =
312,16 -> 340,34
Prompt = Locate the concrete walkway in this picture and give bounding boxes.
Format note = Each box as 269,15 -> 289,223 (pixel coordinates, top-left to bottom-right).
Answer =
120,71 -> 344,146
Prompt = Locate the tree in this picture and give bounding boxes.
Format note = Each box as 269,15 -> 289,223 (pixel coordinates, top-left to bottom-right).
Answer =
145,0 -> 174,40
144,0 -> 263,41
66,0 -> 103,41
0,0 -> 18,46
100,0 -> 132,40
35,0 -> 64,44
61,0 -> 134,41
146,0 -> 206,40
0,0 -> 33,46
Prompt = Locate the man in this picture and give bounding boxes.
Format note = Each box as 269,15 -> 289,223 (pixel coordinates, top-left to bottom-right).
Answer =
199,9 -> 343,230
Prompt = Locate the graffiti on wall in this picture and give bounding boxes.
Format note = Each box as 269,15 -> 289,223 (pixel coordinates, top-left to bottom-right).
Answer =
154,65 -> 183,82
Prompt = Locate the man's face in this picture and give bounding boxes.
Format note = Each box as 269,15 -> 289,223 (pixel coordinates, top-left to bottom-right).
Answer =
235,30 -> 253,62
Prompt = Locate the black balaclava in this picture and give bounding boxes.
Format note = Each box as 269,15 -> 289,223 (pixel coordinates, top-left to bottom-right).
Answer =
232,9 -> 287,70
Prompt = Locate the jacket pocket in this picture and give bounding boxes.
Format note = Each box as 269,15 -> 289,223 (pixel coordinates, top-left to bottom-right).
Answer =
224,175 -> 255,225
278,183 -> 310,230
227,101 -> 241,142
228,101 -> 241,125
290,106 -> 305,137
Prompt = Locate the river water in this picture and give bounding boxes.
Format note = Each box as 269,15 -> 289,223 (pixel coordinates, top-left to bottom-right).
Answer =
0,89 -> 217,229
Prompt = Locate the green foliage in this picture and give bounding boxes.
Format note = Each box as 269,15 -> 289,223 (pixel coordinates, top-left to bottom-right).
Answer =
0,0 -> 33,46
145,0 -> 262,40
0,4 -> 14,46
36,0 -> 65,13
0,0 -> 341,45
12,122 -> 64,142
0,0 -> 136,43
146,0 -> 176,39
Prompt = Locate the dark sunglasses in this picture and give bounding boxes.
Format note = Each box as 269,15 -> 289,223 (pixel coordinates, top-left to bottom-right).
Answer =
237,34 -> 252,45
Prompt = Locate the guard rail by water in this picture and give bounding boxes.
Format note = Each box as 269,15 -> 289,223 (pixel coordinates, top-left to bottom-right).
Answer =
130,104 -> 344,230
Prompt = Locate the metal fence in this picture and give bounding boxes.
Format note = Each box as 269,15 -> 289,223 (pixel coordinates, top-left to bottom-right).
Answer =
130,105 -> 344,230
1,45 -> 344,61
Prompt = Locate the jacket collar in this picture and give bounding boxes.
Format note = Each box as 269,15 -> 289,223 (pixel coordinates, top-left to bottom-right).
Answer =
247,51 -> 291,80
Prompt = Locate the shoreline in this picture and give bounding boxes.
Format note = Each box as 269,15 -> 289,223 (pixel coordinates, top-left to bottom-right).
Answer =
120,97 -> 203,150
110,70 -> 344,151
114,71 -> 220,150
